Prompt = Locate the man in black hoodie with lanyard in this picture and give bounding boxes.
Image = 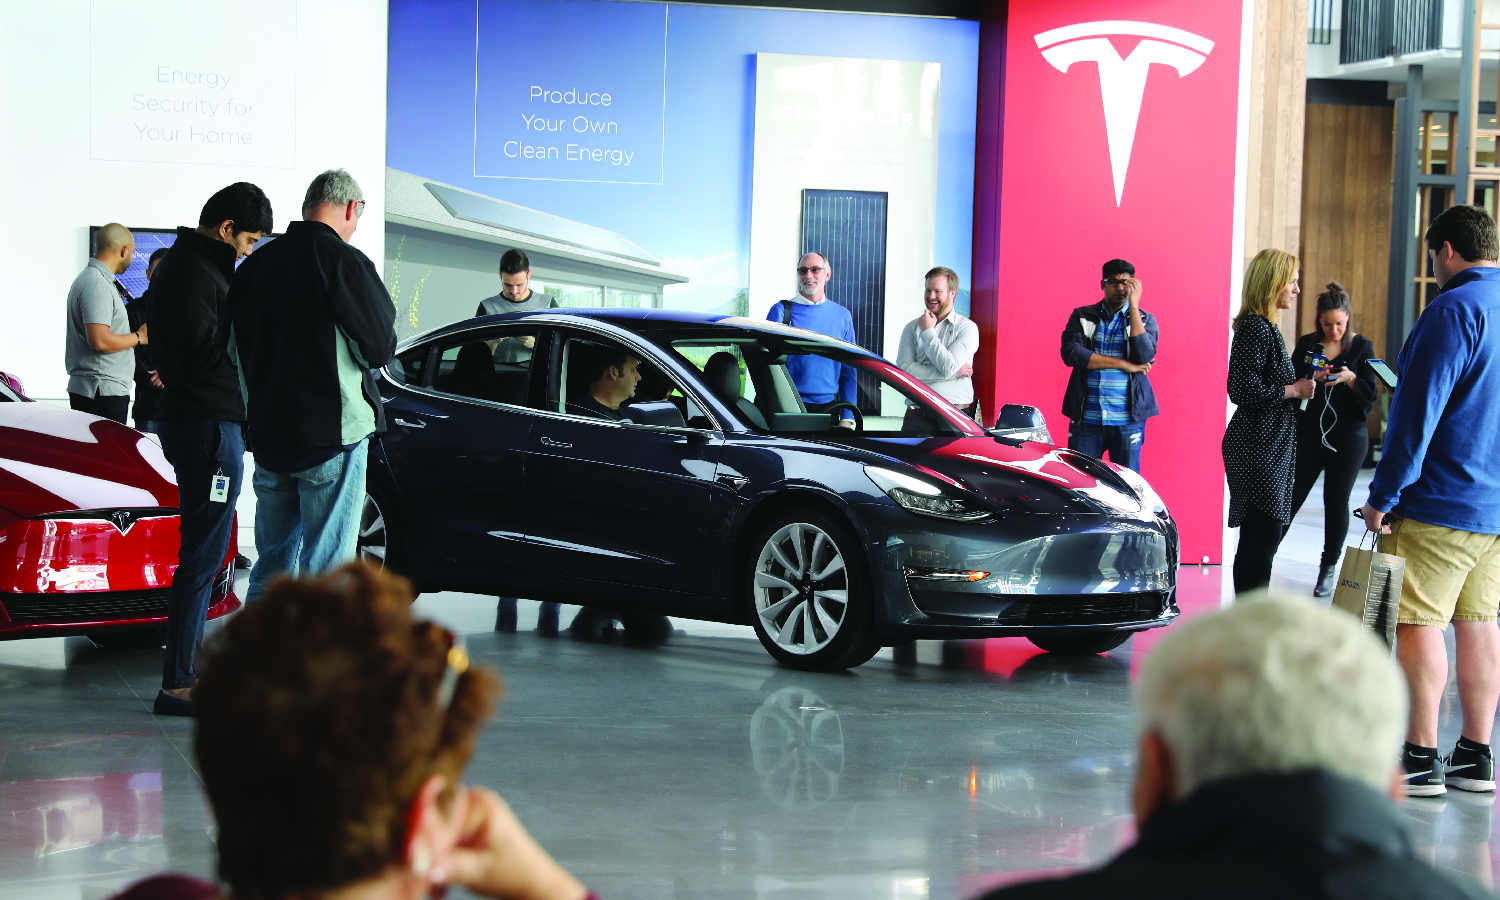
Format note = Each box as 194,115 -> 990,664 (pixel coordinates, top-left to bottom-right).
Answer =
148,183 -> 272,717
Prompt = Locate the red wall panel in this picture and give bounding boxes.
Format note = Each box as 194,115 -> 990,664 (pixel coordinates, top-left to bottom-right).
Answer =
977,0 -> 1247,564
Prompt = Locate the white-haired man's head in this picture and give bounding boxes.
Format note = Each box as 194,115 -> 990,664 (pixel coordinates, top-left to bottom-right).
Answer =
1132,596 -> 1406,823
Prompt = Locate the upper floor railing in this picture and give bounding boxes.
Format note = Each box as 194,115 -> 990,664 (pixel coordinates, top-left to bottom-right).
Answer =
1339,0 -> 1444,64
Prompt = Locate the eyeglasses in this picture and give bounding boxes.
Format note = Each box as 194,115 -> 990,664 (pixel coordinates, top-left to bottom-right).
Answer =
353,200 -> 366,218
797,266 -> 826,275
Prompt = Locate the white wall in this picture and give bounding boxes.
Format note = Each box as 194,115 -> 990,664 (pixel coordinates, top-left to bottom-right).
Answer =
749,54 -> 941,361
0,0 -> 388,399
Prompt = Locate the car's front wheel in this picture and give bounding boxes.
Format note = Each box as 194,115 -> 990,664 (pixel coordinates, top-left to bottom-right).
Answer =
746,507 -> 879,671
1027,631 -> 1132,655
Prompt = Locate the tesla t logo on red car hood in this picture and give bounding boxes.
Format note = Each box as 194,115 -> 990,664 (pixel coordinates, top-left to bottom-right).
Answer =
0,406 -> 178,517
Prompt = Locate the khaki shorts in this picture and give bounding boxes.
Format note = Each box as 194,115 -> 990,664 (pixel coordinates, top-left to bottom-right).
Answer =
1388,516 -> 1500,627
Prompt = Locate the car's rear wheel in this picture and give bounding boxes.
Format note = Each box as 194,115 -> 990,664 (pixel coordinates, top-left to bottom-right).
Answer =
746,507 -> 879,671
87,627 -> 168,650
357,482 -> 413,590
1027,631 -> 1132,655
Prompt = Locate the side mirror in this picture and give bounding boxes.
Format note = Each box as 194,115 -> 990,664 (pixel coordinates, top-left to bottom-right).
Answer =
620,400 -> 688,429
988,404 -> 1052,444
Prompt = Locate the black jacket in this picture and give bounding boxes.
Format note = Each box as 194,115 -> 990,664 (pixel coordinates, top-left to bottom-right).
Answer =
1223,315 -> 1297,526
981,770 -> 1485,900
125,289 -> 162,424
229,221 -> 396,449
148,228 -> 244,422
1060,300 -> 1159,423
1291,332 -> 1379,433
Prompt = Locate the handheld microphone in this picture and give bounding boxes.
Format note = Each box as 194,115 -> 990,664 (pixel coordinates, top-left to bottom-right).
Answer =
1300,342 -> 1327,411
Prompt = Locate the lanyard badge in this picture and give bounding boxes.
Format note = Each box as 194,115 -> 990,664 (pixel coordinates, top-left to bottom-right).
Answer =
209,468 -> 230,503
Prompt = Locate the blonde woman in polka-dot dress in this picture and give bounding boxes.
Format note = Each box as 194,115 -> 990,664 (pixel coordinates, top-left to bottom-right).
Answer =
1222,249 -> 1317,595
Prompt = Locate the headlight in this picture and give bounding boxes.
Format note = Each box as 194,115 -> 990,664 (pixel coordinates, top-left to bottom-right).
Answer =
865,466 -> 991,522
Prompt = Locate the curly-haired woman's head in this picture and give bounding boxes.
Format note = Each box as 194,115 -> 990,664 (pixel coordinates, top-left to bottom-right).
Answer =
194,564 -> 502,900
1235,249 -> 1299,329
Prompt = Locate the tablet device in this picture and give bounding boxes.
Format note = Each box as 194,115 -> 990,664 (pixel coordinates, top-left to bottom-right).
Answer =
1366,358 -> 1398,389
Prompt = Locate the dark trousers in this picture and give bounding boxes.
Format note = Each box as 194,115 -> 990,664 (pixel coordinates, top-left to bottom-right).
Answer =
69,391 -> 129,424
1288,425 -> 1369,568
157,419 -> 245,690
1234,505 -> 1288,596
496,598 -> 560,633
1068,420 -> 1146,473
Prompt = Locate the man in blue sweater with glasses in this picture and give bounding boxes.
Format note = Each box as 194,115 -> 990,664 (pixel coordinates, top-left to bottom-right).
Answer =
767,252 -> 858,428
1361,204 -> 1500,798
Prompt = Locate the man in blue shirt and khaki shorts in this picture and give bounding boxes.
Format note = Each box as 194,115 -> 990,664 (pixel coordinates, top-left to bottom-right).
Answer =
1363,205 -> 1500,798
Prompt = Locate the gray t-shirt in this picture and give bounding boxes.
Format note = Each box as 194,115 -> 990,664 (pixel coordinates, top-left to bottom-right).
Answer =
476,289 -> 558,363
66,259 -> 134,397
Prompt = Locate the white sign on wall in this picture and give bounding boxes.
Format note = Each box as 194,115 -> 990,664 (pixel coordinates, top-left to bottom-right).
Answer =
749,54 -> 940,361
88,0 -> 298,168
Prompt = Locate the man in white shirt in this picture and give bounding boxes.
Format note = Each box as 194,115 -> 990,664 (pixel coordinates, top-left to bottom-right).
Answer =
896,267 -> 980,431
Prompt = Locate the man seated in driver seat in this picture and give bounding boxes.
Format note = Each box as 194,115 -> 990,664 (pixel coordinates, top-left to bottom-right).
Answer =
565,342 -> 641,421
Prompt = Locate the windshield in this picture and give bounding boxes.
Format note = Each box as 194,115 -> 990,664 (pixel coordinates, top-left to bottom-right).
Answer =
639,320 -> 985,438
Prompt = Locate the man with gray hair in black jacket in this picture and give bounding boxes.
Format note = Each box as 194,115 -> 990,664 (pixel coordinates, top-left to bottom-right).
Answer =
230,169 -> 396,604
978,597 -> 1484,899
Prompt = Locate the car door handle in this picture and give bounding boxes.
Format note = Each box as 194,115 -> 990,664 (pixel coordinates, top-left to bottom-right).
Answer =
394,418 -> 426,429
540,436 -> 572,449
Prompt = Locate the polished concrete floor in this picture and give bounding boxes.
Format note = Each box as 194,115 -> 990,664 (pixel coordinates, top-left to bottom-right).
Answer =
1,471 -> 1494,899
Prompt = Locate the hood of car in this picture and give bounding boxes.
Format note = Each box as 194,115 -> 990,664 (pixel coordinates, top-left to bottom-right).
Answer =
0,405 -> 179,518
848,434 -> 1149,516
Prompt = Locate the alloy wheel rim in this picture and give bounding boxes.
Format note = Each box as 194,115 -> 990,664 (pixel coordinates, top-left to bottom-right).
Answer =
753,523 -> 848,655
358,494 -> 387,569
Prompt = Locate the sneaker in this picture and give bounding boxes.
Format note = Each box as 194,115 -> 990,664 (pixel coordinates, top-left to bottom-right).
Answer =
1444,743 -> 1497,793
1402,748 -> 1447,797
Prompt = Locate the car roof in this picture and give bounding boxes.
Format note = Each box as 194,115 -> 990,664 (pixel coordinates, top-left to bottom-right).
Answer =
403,308 -> 879,359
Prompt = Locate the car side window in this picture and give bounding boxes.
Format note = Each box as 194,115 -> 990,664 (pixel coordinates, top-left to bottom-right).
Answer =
552,333 -> 713,428
429,327 -> 541,407
387,345 -> 431,387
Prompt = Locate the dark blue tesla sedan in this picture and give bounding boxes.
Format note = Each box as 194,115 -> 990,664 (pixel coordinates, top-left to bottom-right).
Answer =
358,309 -> 1179,671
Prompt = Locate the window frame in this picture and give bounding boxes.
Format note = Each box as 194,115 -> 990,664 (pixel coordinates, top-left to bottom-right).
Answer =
395,323 -> 548,412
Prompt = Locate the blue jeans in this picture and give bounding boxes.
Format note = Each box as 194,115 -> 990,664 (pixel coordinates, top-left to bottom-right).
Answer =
246,439 -> 369,603
1068,420 -> 1146,473
157,419 -> 245,690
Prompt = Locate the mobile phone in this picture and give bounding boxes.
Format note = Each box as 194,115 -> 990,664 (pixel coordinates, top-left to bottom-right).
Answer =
1366,358 -> 1398,389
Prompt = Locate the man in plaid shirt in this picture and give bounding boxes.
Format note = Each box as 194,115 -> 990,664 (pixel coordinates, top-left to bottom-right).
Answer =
1059,259 -> 1160,473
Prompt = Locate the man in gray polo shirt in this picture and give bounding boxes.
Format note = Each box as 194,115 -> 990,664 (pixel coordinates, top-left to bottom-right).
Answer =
66,223 -> 147,423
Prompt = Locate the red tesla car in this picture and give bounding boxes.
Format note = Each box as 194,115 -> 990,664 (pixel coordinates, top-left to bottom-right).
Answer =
0,377 -> 238,647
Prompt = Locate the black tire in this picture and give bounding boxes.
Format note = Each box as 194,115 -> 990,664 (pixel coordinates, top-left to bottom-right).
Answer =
744,506 -> 879,671
1027,631 -> 1132,655
358,480 -> 412,586
87,627 -> 168,650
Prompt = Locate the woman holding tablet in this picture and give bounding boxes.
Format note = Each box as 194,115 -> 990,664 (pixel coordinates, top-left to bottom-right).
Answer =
1288,282 -> 1379,597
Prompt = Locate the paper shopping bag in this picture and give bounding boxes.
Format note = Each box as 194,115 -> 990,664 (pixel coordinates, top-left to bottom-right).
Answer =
1331,538 -> 1405,649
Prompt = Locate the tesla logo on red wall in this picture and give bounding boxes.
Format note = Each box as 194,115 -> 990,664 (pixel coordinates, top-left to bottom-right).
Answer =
1035,21 -> 1214,205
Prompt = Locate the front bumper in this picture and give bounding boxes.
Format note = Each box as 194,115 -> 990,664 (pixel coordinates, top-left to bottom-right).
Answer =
853,502 -> 1180,641
0,516 -> 240,639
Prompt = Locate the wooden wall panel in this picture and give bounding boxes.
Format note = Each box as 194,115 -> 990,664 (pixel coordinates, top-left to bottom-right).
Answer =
1245,0 -> 1309,347
1298,102 -> 1395,361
